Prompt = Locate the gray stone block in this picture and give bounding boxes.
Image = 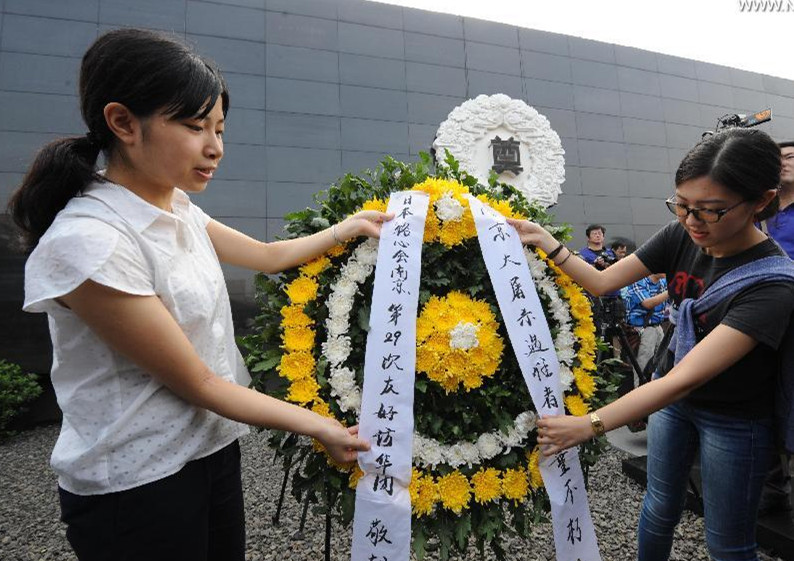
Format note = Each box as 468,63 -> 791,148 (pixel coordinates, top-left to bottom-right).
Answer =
224,72 -> 266,110
769,94 -> 794,118
408,123 -> 438,156
627,144 -> 673,173
100,0 -> 186,32
405,32 -> 465,68
659,74 -> 699,103
561,165 -> 581,195
188,34 -> 265,75
520,50 -> 572,83
0,131 -> 64,172
560,137 -> 579,166
407,62 -> 465,97
632,197 -> 671,225
771,115 -> 794,140
267,181 -> 325,217
266,146 -> 340,183
730,68 -> 765,91
217,217 -> 266,240
657,54 -> 697,79
573,85 -> 621,116
518,28 -> 568,56
628,170 -> 673,198
403,8 -> 463,38
698,81 -> 734,108
267,44 -> 338,83
550,194 -> 584,224
343,54 -> 406,90
575,112 -> 624,143
266,112 -> 340,149
199,180 -> 267,217
622,118 -> 667,147
339,21 -> 403,59
0,172 -> 24,208
266,0 -> 338,19
338,0 -> 403,29
525,78 -> 574,110
342,150 -> 409,175
614,46 -> 658,72
662,98 -> 702,126
571,59 -> 618,90
215,143 -> 267,181
407,92 -> 462,125
0,91 -> 82,134
340,118 -> 408,153
634,224 -> 666,247
695,61 -> 732,86
266,217 -> 287,242
619,91 -> 664,121
667,147 -> 688,171
732,88 -> 769,114
4,0 -> 99,21
463,18 -> 518,47
542,108 -> 577,139
340,85 -> 407,122
699,104 -> 733,130
577,139 -> 627,169
1,14 -> 97,57
465,42 -> 520,75
266,12 -> 338,50
618,66 -> 661,96
224,108 -> 266,145
581,194 -> 631,223
266,77 -> 340,115
580,167 -> 629,196
467,70 -> 523,99
568,37 -> 614,64
213,0 -> 267,8
187,1 -> 265,42
0,52 -> 80,95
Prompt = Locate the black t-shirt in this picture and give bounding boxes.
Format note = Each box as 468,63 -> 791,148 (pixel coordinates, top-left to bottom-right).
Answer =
634,221 -> 794,419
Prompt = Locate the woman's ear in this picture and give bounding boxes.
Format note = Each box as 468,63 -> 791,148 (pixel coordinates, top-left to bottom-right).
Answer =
103,102 -> 139,146
754,188 -> 779,216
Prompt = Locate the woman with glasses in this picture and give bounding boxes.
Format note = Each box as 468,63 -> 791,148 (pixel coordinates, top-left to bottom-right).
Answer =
508,127 -> 794,561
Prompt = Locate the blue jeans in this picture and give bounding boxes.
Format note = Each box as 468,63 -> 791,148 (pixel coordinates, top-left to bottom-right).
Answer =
638,401 -> 774,561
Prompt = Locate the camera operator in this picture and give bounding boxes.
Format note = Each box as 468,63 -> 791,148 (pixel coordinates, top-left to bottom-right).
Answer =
579,224 -> 618,271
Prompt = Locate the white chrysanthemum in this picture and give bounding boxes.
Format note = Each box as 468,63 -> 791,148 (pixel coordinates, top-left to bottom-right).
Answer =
476,432 -> 502,459
329,366 -> 356,394
434,192 -> 465,221
341,260 -> 371,283
514,411 -> 537,434
559,365 -> 574,390
413,436 -> 444,467
327,292 -> 354,317
326,316 -> 350,338
331,276 -> 358,298
449,321 -> 480,350
322,336 -> 352,365
355,239 -> 379,266
338,390 -> 361,413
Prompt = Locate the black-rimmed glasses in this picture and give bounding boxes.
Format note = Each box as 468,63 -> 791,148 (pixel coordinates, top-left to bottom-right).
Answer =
664,198 -> 747,224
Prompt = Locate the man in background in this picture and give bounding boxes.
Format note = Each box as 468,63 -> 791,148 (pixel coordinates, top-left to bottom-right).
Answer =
765,141 -> 794,259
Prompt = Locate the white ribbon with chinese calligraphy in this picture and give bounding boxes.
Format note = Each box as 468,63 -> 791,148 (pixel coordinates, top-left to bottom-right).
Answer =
466,195 -> 602,561
352,191 -> 429,561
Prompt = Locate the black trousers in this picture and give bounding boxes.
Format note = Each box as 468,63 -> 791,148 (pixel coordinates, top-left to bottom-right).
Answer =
59,440 -> 245,561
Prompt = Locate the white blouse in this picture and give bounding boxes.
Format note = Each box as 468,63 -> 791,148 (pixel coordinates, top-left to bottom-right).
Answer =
24,181 -> 250,495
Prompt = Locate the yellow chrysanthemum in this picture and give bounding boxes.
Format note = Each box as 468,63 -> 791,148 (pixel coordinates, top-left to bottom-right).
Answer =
471,468 -> 502,504
278,351 -> 315,381
436,471 -> 472,514
501,466 -> 530,502
565,394 -> 590,417
282,326 -> 315,352
527,448 -> 544,489
349,465 -> 364,489
409,469 -> 438,517
299,256 -> 331,277
284,276 -> 318,305
286,376 -> 320,405
326,244 -> 346,258
362,198 -> 388,213
574,368 -> 597,399
280,305 -> 313,328
312,400 -> 333,418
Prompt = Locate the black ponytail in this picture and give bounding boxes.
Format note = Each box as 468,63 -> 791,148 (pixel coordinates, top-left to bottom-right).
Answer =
7,28 -> 228,250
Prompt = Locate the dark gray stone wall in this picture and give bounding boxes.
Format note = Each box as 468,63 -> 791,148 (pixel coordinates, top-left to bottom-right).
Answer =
1,0 -> 792,369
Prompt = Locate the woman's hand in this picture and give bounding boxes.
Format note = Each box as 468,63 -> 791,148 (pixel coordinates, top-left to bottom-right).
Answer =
338,210 -> 395,241
506,219 -> 559,253
314,417 -> 371,464
536,414 -> 595,456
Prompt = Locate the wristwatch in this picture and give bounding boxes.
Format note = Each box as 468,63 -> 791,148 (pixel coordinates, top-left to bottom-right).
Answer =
589,412 -> 605,437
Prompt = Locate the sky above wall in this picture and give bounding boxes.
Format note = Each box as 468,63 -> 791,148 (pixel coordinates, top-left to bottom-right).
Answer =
369,0 -> 792,82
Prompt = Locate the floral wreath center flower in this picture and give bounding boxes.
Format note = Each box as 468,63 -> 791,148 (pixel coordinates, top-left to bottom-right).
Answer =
449,321 -> 480,350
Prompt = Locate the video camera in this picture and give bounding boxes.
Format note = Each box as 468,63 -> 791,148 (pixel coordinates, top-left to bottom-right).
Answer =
702,108 -> 772,138
592,249 -> 618,271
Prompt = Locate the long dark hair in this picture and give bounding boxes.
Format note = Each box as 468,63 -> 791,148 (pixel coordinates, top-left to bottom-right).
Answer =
7,28 -> 229,250
675,128 -> 781,221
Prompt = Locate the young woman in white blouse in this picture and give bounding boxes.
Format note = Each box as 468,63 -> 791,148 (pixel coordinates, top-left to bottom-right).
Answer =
9,29 -> 390,561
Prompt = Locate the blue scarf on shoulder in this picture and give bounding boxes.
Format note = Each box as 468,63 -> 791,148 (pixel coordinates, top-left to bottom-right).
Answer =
669,255 -> 794,365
